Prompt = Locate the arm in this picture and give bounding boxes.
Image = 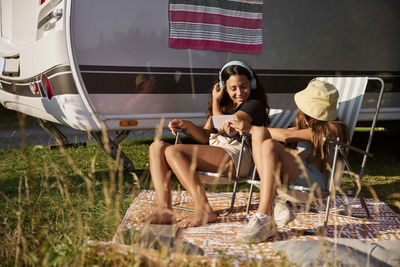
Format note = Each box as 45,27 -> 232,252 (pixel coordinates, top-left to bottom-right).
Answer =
229,119 -> 312,143
212,83 -> 225,116
267,127 -> 312,143
220,110 -> 253,136
168,118 -> 212,144
224,99 -> 264,135
226,97 -> 267,134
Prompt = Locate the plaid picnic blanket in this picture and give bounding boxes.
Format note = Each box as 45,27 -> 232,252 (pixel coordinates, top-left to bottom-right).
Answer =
169,0 -> 264,53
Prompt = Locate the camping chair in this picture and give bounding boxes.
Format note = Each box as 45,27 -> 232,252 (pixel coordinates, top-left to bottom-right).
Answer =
173,109 -> 297,216
245,77 -> 385,229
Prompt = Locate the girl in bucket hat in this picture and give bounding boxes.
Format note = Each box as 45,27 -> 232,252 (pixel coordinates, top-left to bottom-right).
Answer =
229,80 -> 349,243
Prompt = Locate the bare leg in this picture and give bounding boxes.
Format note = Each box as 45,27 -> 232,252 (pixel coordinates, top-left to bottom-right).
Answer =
253,139 -> 300,215
139,141 -> 175,224
251,126 -> 271,181
164,144 -> 235,228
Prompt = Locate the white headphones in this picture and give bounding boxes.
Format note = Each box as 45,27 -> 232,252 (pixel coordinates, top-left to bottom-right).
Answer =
219,60 -> 257,90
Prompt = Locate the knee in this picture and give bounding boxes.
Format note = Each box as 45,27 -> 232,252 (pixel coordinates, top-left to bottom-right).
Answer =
261,139 -> 278,155
149,141 -> 166,157
251,126 -> 265,143
251,126 -> 272,146
164,144 -> 184,160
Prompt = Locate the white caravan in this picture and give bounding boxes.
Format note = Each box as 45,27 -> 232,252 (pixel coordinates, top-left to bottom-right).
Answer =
1,0 -> 400,169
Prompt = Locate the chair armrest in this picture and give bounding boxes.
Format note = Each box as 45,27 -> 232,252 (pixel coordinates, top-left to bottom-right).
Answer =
323,137 -> 373,157
174,131 -> 183,144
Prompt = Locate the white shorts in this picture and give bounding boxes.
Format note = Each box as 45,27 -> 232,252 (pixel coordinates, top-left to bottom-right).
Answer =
209,133 -> 252,177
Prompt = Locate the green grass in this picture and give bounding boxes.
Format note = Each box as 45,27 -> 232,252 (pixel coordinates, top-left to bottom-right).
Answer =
0,141 -> 139,265
341,130 -> 400,212
0,115 -> 399,265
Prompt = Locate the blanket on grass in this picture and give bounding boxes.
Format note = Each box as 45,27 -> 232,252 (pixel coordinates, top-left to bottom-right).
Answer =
107,190 -> 400,265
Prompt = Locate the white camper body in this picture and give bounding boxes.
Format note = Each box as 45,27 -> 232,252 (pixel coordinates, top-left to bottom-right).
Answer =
1,0 -> 400,134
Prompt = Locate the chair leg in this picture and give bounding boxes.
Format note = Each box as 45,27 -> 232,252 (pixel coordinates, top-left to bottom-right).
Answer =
172,205 -> 194,212
323,140 -> 340,229
246,167 -> 258,214
342,152 -> 371,219
246,184 -> 254,215
219,134 -> 248,216
351,174 -> 371,218
218,180 -> 239,217
323,195 -> 332,229
358,194 -> 370,218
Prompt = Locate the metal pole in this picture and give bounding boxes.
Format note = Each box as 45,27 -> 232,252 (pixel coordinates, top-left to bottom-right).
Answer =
324,137 -> 341,229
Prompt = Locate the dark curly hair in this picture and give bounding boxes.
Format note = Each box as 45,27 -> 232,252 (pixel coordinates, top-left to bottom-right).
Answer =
206,64 -> 270,126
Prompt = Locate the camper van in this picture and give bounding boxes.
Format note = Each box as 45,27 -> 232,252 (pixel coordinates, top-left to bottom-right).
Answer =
1,0 -> 400,168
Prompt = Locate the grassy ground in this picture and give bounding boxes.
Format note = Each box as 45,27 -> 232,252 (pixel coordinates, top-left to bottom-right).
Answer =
0,113 -> 399,265
341,129 -> 400,211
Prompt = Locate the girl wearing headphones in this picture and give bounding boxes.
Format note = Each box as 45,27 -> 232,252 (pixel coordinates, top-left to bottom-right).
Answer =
140,61 -> 269,228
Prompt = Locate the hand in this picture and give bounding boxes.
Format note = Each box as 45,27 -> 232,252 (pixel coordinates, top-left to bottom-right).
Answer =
229,118 -> 252,133
168,119 -> 188,135
220,121 -> 239,136
212,82 -> 225,104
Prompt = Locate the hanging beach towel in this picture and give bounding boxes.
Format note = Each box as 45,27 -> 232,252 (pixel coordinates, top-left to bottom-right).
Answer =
169,0 -> 264,54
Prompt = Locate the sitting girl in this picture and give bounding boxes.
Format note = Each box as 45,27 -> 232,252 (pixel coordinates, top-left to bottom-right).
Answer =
229,80 -> 349,243
140,61 -> 269,228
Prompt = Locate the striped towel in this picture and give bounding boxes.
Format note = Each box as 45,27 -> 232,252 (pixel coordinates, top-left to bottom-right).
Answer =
169,0 -> 264,54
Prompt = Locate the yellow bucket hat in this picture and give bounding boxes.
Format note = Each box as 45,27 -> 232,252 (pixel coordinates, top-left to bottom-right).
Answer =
294,80 -> 339,121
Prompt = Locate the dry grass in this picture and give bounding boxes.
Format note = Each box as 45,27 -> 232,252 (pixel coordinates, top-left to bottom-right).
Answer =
0,114 -> 399,265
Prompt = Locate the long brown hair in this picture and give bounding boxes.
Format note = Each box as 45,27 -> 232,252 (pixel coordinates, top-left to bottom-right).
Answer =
295,110 -> 349,172
205,64 -> 270,126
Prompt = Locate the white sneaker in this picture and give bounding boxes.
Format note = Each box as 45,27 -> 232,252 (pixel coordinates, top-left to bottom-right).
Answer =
273,199 -> 295,228
237,212 -> 277,243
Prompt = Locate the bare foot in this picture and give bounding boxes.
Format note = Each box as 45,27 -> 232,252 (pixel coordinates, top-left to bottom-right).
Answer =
138,209 -> 176,225
176,210 -> 218,228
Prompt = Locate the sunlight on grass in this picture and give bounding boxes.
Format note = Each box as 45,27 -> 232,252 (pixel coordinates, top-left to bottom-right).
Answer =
354,127 -> 386,132
0,115 -> 399,265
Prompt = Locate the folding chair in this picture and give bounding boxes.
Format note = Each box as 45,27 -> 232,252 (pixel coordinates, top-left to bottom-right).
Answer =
318,77 -> 384,228
173,109 -> 297,216
245,77 -> 385,229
